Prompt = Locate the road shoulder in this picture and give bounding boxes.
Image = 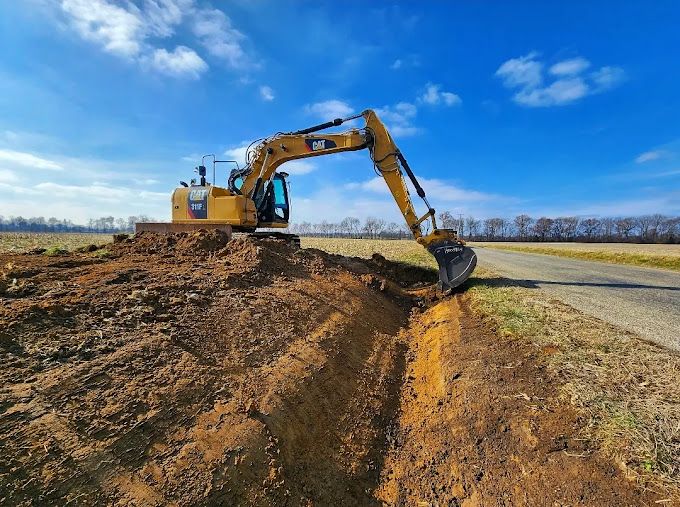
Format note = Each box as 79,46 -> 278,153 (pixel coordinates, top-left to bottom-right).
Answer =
465,267 -> 680,501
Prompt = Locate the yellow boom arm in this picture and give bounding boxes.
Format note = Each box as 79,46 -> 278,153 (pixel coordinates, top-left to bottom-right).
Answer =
236,110 -> 438,242
228,109 -> 477,289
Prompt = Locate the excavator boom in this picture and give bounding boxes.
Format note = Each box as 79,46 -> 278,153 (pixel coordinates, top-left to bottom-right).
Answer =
138,109 -> 477,290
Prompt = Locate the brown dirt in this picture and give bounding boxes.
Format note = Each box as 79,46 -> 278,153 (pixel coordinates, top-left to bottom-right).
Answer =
0,231 -> 660,505
376,298 -> 660,506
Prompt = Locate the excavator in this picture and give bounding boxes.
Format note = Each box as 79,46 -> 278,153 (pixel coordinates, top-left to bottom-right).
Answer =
137,109 -> 476,290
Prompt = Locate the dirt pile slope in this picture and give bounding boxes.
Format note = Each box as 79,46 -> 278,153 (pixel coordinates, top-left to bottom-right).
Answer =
1,232 -> 409,505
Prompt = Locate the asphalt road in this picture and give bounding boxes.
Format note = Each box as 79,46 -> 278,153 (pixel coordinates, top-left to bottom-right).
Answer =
472,247 -> 680,352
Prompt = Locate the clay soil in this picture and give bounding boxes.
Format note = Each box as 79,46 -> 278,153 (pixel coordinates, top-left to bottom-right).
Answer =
0,232 -> 659,505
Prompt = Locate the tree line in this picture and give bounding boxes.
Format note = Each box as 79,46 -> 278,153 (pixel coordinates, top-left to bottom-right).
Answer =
288,212 -> 680,243
0,216 -> 153,233
1,213 -> 678,243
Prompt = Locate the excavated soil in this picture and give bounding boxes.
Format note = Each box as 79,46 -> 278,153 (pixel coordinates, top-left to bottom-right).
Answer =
0,231 -> 658,505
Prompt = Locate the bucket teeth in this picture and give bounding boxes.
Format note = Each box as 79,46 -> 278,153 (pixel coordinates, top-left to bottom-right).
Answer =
427,241 -> 477,290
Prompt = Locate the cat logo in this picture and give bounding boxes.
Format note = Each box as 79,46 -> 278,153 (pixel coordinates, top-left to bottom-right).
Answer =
305,138 -> 337,152
189,189 -> 208,201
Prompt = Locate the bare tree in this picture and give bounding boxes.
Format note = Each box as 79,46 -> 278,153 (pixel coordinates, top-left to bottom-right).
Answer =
513,214 -> 533,240
438,211 -> 456,229
533,217 -> 553,241
363,216 -> 385,239
600,217 -> 615,240
552,217 -> 566,240
465,216 -> 480,240
661,217 -> 680,242
563,217 -> 580,240
636,215 -> 655,241
340,217 -> 361,238
483,218 -> 505,240
580,218 -> 601,240
615,217 -> 635,239
384,222 -> 400,238
649,214 -> 666,242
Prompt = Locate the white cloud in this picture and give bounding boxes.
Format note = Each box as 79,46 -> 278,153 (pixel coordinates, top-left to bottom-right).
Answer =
191,7 -> 252,68
549,57 -> 590,76
496,51 -> 543,88
0,180 -> 168,222
514,77 -> 588,107
304,100 -> 354,120
391,59 -> 402,69
530,193 -> 680,218
223,145 -> 315,175
61,0 -> 144,58
144,0 -> 190,38
0,169 -> 18,183
133,177 -> 160,185
0,149 -> 63,170
591,66 -> 626,91
419,83 -> 461,106
496,52 -> 624,107
292,173 -> 517,224
57,1 -> 256,78
224,143 -> 251,166
259,85 -> 274,101
280,161 -> 316,175
346,175 -> 495,203
149,46 -> 207,78
635,150 -> 666,163
375,102 -> 420,137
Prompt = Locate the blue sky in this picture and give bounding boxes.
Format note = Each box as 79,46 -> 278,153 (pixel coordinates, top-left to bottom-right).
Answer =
0,1 -> 679,224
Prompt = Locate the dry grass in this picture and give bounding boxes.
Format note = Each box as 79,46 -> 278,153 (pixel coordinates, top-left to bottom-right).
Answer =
467,268 -> 680,497
301,237 -> 437,270
474,242 -> 680,271
305,237 -> 680,498
0,233 -> 112,254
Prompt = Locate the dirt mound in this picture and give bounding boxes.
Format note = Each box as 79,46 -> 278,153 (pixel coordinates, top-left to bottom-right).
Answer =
0,232 -> 659,505
0,233 -> 410,505
112,229 -> 233,256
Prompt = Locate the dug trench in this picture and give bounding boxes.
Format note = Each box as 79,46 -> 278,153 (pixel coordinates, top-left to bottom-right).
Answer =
0,231 -> 658,505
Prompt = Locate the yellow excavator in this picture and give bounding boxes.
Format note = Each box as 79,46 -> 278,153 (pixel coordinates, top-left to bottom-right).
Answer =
137,109 -> 476,289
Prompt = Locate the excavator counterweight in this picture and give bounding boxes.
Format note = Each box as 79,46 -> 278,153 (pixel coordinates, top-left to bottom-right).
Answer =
137,109 -> 477,290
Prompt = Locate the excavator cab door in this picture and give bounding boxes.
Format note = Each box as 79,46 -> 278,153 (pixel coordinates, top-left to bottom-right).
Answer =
258,173 -> 290,225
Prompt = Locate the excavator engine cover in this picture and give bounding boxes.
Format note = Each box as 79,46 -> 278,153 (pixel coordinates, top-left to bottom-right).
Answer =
428,241 -> 477,291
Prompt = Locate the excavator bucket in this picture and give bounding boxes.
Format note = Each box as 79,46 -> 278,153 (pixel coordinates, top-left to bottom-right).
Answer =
427,240 -> 477,291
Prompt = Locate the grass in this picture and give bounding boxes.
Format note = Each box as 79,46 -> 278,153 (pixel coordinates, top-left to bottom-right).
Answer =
304,237 -> 680,498
0,233 -> 112,254
43,245 -> 69,257
301,237 -> 437,270
475,243 -> 680,271
466,269 -> 680,496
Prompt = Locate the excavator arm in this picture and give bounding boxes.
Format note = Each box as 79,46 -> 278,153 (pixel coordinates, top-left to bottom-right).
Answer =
230,109 -> 477,290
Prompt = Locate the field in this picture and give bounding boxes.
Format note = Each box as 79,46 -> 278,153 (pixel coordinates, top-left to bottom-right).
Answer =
0,232 -> 677,504
0,232 -> 112,253
474,241 -> 680,271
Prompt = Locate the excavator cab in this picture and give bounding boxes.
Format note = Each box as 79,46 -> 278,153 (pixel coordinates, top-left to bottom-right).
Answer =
257,172 -> 290,226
